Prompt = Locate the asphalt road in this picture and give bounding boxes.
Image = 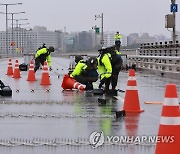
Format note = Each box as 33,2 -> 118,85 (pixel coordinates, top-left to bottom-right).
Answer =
0,57 -> 180,154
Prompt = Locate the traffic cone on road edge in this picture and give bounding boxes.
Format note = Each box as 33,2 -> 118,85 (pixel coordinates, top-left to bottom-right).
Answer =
61,74 -> 85,91
27,60 -> 36,81
12,59 -> 21,78
40,61 -> 51,85
155,84 -> 180,154
6,58 -> 13,76
123,69 -> 144,113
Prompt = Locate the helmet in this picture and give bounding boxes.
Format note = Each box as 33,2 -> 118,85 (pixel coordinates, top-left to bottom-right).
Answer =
48,46 -> 55,52
87,57 -> 97,68
75,55 -> 83,63
116,31 -> 119,34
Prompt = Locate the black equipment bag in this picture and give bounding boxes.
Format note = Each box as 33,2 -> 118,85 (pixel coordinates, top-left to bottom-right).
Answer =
19,63 -> 28,71
0,80 -> 12,96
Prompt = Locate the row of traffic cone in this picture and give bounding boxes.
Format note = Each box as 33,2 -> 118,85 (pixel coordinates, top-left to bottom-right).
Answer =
6,59 -> 51,85
6,59 -> 21,78
121,69 -> 180,154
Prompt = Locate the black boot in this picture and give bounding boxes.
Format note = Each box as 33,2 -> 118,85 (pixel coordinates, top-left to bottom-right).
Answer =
85,82 -> 93,90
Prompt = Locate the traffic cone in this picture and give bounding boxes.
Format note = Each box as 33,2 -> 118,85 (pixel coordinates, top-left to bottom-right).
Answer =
123,69 -> 144,113
6,58 -> 13,76
12,59 -> 21,78
27,60 -> 36,81
40,61 -> 51,85
61,74 -> 85,90
155,84 -> 180,154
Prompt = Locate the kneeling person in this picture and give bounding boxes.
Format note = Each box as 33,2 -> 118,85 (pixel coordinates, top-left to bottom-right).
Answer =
70,56 -> 98,90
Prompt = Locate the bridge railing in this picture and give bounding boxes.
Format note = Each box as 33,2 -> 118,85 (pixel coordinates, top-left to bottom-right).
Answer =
128,55 -> 180,73
127,41 -> 180,74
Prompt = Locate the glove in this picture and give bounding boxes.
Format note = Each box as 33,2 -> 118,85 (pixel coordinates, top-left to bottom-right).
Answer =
49,67 -> 53,71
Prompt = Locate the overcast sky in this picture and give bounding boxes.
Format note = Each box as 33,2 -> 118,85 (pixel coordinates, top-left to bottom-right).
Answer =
0,0 -> 180,37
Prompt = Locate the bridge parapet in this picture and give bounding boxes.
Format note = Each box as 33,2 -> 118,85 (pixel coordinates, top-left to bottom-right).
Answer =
138,40 -> 180,56
127,41 -> 180,77
128,55 -> 180,77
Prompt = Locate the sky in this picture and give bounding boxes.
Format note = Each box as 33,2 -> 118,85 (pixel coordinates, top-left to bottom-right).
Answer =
0,0 -> 180,38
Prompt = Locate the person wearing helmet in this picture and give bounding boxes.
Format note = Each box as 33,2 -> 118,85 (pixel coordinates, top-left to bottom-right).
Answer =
70,55 -> 85,78
114,31 -> 122,51
34,46 -> 55,72
70,56 -> 98,90
97,47 -> 112,93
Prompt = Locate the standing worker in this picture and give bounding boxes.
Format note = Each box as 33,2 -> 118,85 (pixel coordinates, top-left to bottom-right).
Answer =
97,48 -> 112,93
110,46 -> 123,91
114,31 -> 122,51
34,46 -> 55,72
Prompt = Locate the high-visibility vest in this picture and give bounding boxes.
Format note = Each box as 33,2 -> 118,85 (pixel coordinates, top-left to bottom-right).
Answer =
97,53 -> 112,80
70,60 -> 87,78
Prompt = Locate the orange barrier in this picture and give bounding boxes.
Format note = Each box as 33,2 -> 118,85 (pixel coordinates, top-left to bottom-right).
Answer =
61,74 -> 85,90
12,59 -> 21,78
40,61 -> 51,85
6,58 -> 13,76
155,84 -> 180,154
27,60 -> 36,81
123,69 -> 144,113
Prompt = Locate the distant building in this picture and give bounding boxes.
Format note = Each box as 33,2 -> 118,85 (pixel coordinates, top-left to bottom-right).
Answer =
0,26 -> 59,55
103,32 -> 114,47
78,31 -> 93,51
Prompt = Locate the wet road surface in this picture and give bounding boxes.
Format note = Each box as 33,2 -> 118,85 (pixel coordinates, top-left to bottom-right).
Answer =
0,57 -> 180,154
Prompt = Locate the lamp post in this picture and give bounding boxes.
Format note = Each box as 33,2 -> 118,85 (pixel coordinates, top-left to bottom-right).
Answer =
9,12 -> 25,56
13,19 -> 28,51
18,23 -> 29,54
95,13 -> 104,47
0,3 -> 23,57
1,11 -> 25,56
171,0 -> 176,43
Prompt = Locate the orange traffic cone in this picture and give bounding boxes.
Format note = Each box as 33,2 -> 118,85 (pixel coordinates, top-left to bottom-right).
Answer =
27,60 -> 36,81
155,84 -> 180,154
40,61 -> 51,85
6,58 -> 13,76
12,59 -> 21,78
123,69 -> 144,113
61,74 -> 85,90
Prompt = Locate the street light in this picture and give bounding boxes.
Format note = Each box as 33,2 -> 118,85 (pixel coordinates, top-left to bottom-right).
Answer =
95,13 -> 104,47
1,11 -> 25,55
0,2 -> 23,57
14,19 -> 28,50
171,0 -> 176,43
5,12 -> 25,55
18,23 -> 30,54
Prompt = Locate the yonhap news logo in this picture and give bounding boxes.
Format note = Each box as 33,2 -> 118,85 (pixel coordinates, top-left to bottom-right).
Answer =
89,131 -> 175,148
89,131 -> 105,148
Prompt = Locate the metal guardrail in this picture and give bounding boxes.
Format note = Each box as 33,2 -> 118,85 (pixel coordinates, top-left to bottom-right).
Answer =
127,41 -> 180,75
128,55 -> 180,73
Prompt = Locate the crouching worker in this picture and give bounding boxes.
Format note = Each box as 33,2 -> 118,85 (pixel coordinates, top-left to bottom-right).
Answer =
70,56 -> 98,90
34,46 -> 55,72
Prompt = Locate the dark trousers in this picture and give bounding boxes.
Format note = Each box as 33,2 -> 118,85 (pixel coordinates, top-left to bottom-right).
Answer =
74,70 -> 98,90
115,40 -> 121,51
34,57 -> 45,72
111,65 -> 121,90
